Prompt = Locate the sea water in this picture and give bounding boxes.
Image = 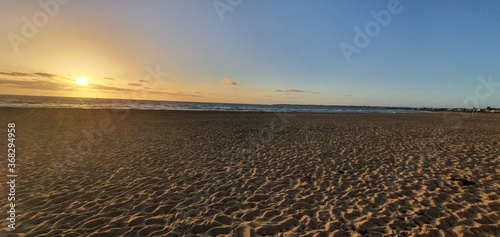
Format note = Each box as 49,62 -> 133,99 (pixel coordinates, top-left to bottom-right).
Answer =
0,95 -> 418,113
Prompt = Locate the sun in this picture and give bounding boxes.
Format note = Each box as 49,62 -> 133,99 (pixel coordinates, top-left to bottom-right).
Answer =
76,77 -> 88,85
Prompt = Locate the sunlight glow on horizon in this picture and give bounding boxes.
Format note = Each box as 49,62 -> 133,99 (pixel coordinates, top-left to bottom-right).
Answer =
76,77 -> 88,85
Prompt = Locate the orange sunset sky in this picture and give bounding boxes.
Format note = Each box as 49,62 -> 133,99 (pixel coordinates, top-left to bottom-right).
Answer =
1,1 -> 499,107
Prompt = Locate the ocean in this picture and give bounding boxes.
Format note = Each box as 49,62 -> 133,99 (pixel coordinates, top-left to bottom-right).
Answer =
0,95 -> 419,113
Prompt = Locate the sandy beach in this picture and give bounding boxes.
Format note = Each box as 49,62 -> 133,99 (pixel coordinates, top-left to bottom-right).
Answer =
0,108 -> 499,236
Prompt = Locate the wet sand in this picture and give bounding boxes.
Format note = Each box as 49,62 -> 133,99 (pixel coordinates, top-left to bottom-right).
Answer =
0,108 -> 499,236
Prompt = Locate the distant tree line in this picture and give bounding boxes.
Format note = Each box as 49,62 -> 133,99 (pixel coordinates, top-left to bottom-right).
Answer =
418,106 -> 498,113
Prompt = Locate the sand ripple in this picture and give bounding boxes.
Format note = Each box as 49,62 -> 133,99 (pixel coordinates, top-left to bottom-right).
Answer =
0,109 -> 498,236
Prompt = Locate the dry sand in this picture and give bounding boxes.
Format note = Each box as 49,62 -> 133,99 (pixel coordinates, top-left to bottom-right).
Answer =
0,108 -> 499,236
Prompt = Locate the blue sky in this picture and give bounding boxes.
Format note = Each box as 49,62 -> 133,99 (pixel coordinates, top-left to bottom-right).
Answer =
1,0 -> 499,107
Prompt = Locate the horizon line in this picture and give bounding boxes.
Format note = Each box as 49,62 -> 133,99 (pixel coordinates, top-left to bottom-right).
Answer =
1,94 -> 497,110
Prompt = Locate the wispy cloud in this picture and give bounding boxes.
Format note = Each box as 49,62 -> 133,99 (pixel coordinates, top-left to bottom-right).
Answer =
0,79 -> 76,91
0,71 -> 142,93
33,72 -> 58,78
147,90 -> 203,97
219,78 -> 239,86
87,83 -> 142,92
0,72 -> 34,77
0,78 -> 142,93
0,71 -> 72,82
274,88 -> 318,94
275,89 -> 304,93
0,71 -> 203,98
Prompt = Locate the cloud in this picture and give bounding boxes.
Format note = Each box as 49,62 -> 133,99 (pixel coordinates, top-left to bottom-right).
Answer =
275,89 -> 305,93
0,71 -> 72,82
274,89 -> 319,94
0,70 -> 201,98
33,72 -> 58,78
147,90 -> 203,97
219,78 -> 239,86
0,72 -> 34,77
0,79 -> 76,91
0,77 -> 139,93
86,83 -> 139,92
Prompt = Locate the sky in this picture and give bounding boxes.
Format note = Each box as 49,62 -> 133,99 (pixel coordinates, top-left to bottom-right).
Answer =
1,0 -> 499,108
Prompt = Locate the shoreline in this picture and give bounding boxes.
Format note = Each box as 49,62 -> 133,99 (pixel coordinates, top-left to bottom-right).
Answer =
0,106 -> 493,115
4,95 -> 498,114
